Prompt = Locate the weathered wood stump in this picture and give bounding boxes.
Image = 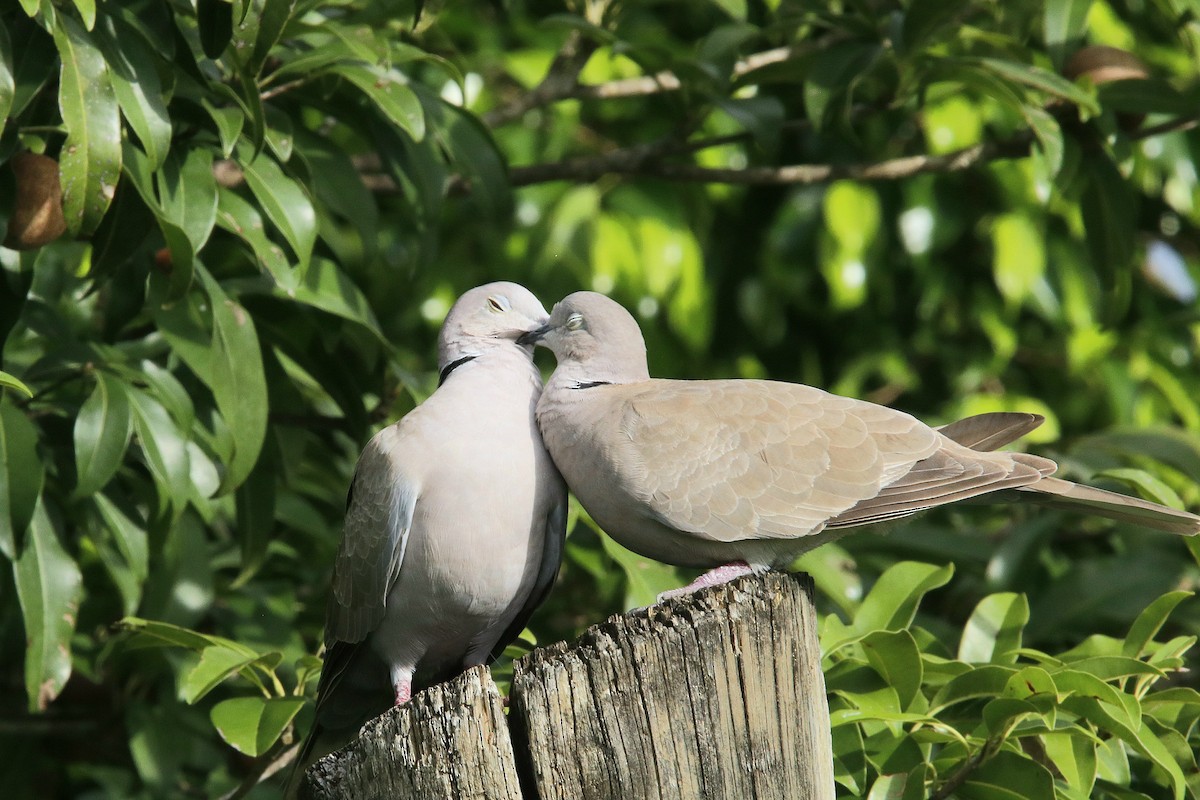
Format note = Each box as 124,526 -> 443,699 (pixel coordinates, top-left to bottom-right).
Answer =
303,571 -> 833,800
512,571 -> 833,800
302,665 -> 522,800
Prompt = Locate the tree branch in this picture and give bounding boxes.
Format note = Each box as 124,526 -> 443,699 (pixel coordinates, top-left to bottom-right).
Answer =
483,37 -> 832,126
505,135 -> 1033,187
482,29 -> 600,128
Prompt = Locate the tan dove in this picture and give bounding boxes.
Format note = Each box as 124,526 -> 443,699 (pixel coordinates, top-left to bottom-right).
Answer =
297,283 -> 566,771
522,292 -> 1199,595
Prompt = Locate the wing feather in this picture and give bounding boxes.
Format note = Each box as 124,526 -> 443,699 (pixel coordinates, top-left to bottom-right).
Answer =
325,425 -> 417,646
611,380 -> 941,542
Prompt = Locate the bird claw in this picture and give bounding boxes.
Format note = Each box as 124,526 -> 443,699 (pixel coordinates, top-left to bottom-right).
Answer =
657,561 -> 756,603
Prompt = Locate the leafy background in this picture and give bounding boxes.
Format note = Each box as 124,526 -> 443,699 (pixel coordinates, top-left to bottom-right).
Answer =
2,0 -> 1200,798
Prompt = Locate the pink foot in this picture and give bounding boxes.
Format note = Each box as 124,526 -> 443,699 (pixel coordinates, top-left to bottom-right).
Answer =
658,561 -> 756,602
394,679 -> 412,706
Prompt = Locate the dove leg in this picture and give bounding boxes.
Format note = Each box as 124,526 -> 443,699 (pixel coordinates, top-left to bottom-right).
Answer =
658,560 -> 756,601
394,678 -> 412,705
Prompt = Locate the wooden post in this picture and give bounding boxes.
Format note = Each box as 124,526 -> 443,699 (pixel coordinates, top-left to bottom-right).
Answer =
510,571 -> 834,800
301,665 -> 522,800
302,572 -> 834,800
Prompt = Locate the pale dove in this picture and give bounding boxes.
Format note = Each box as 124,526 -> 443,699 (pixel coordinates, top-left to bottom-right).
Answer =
298,282 -> 567,768
522,292 -> 1199,595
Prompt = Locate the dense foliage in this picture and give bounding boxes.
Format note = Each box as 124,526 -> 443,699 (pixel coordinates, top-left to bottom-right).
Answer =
2,0 -> 1200,797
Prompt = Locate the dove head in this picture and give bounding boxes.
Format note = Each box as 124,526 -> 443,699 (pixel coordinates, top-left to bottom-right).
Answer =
521,292 -> 651,384
437,282 -> 550,369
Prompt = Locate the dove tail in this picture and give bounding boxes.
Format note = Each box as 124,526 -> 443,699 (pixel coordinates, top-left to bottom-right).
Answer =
1019,476 -> 1200,535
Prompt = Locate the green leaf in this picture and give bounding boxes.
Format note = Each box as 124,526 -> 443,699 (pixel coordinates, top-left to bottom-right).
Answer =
0,19 -> 14,125
1003,666 -> 1057,701
92,493 -> 149,613
1061,694 -> 1187,800
73,371 -> 133,498
13,497 -> 82,712
588,511 -> 682,608
850,561 -> 954,638
861,630 -> 924,711
867,769 -> 925,800
0,371 -> 32,398
1024,107 -> 1064,177
246,0 -> 296,75
233,442 -> 275,584
53,15 -> 122,236
1081,428 -> 1200,479
903,0 -> 970,53
119,617 -> 255,656
973,57 -> 1100,115
202,99 -> 244,158
832,722 -> 868,794
957,750 -> 1055,800
215,187 -> 295,290
210,696 -> 305,756
121,141 -> 194,300
981,696 -> 1043,736
127,386 -> 191,511
198,268 -> 268,493
1124,591 -> 1193,658
157,149 -> 218,254
197,0 -> 234,59
930,665 -> 1018,711
0,398 -> 43,560
93,14 -> 172,170
805,43 -> 880,128
1096,468 -> 1185,510
1044,0 -> 1093,67
959,593 -> 1029,664
184,646 -> 258,704
334,62 -> 426,141
421,94 -> 509,219
70,0 -> 96,29
1080,150 -> 1136,298
1096,79 -> 1197,116
1042,731 -> 1098,797
290,257 -> 382,336
237,147 -> 317,273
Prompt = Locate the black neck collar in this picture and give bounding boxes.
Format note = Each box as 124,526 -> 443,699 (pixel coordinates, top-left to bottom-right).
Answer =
571,380 -> 612,390
438,355 -> 477,386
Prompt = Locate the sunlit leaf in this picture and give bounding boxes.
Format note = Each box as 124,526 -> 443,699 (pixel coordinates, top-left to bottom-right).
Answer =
184,646 -> 258,704
1123,591 -> 1193,658
1044,0 -> 1093,66
0,19 -> 14,125
127,386 -> 191,511
237,147 -> 317,273
959,593 -> 1029,664
0,371 -> 32,398
849,562 -> 955,639
215,187 -> 296,290
334,62 -> 426,141
94,14 -> 172,170
211,696 -> 305,756
53,15 -> 122,236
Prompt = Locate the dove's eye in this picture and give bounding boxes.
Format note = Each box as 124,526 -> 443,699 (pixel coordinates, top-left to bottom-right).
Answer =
565,313 -> 584,330
487,296 -> 510,312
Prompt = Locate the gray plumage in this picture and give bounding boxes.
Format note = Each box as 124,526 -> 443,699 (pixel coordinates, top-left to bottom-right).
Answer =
524,291 -> 1198,577
298,282 -> 566,771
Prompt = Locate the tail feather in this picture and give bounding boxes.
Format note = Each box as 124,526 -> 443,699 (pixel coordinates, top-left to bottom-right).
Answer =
1017,476 -> 1200,535
937,412 -> 1045,452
